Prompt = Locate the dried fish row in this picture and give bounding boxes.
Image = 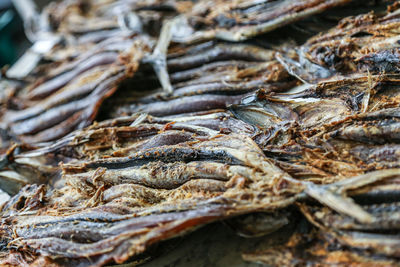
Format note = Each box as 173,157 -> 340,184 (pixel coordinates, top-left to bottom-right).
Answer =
43,0 -> 191,46
278,5 -> 400,83
228,70 -> 400,179
171,0 -> 353,43
1,0 -> 400,266
1,0 -> 366,145
243,170 -> 400,266
107,40 -> 294,118
0,0 -> 187,147
2,106 -> 399,265
0,111 -> 256,194
235,6 -> 400,266
0,34 -> 154,146
0,116 -> 306,266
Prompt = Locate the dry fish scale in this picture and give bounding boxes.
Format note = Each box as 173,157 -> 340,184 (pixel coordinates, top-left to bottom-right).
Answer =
0,0 -> 183,146
112,77 -> 292,118
168,62 -> 286,92
0,119 -> 304,266
101,179 -> 227,205
168,60 -> 256,82
5,66 -> 111,124
137,79 -> 293,103
17,206 -> 229,262
54,113 -> 247,149
44,37 -> 137,75
301,213 -> 400,258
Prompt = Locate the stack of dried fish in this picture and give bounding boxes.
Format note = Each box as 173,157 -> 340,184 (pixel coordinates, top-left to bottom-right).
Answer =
0,0 -> 399,266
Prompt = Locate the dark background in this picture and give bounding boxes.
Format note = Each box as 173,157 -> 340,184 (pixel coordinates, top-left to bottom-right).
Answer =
0,0 -> 52,68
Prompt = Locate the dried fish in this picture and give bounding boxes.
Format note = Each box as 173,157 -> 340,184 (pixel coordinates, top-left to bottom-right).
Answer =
1,35 -> 152,145
244,169 -> 400,266
172,0 -> 353,43
278,5 -> 400,82
0,112 -> 257,193
1,0 -> 400,266
108,41 -> 292,118
0,122 -> 302,266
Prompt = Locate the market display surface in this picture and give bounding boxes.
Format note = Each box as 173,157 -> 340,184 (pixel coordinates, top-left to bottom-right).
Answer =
0,0 -> 399,266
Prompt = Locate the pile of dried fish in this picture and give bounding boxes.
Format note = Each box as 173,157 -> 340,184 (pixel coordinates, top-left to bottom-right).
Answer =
0,0 -> 399,266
